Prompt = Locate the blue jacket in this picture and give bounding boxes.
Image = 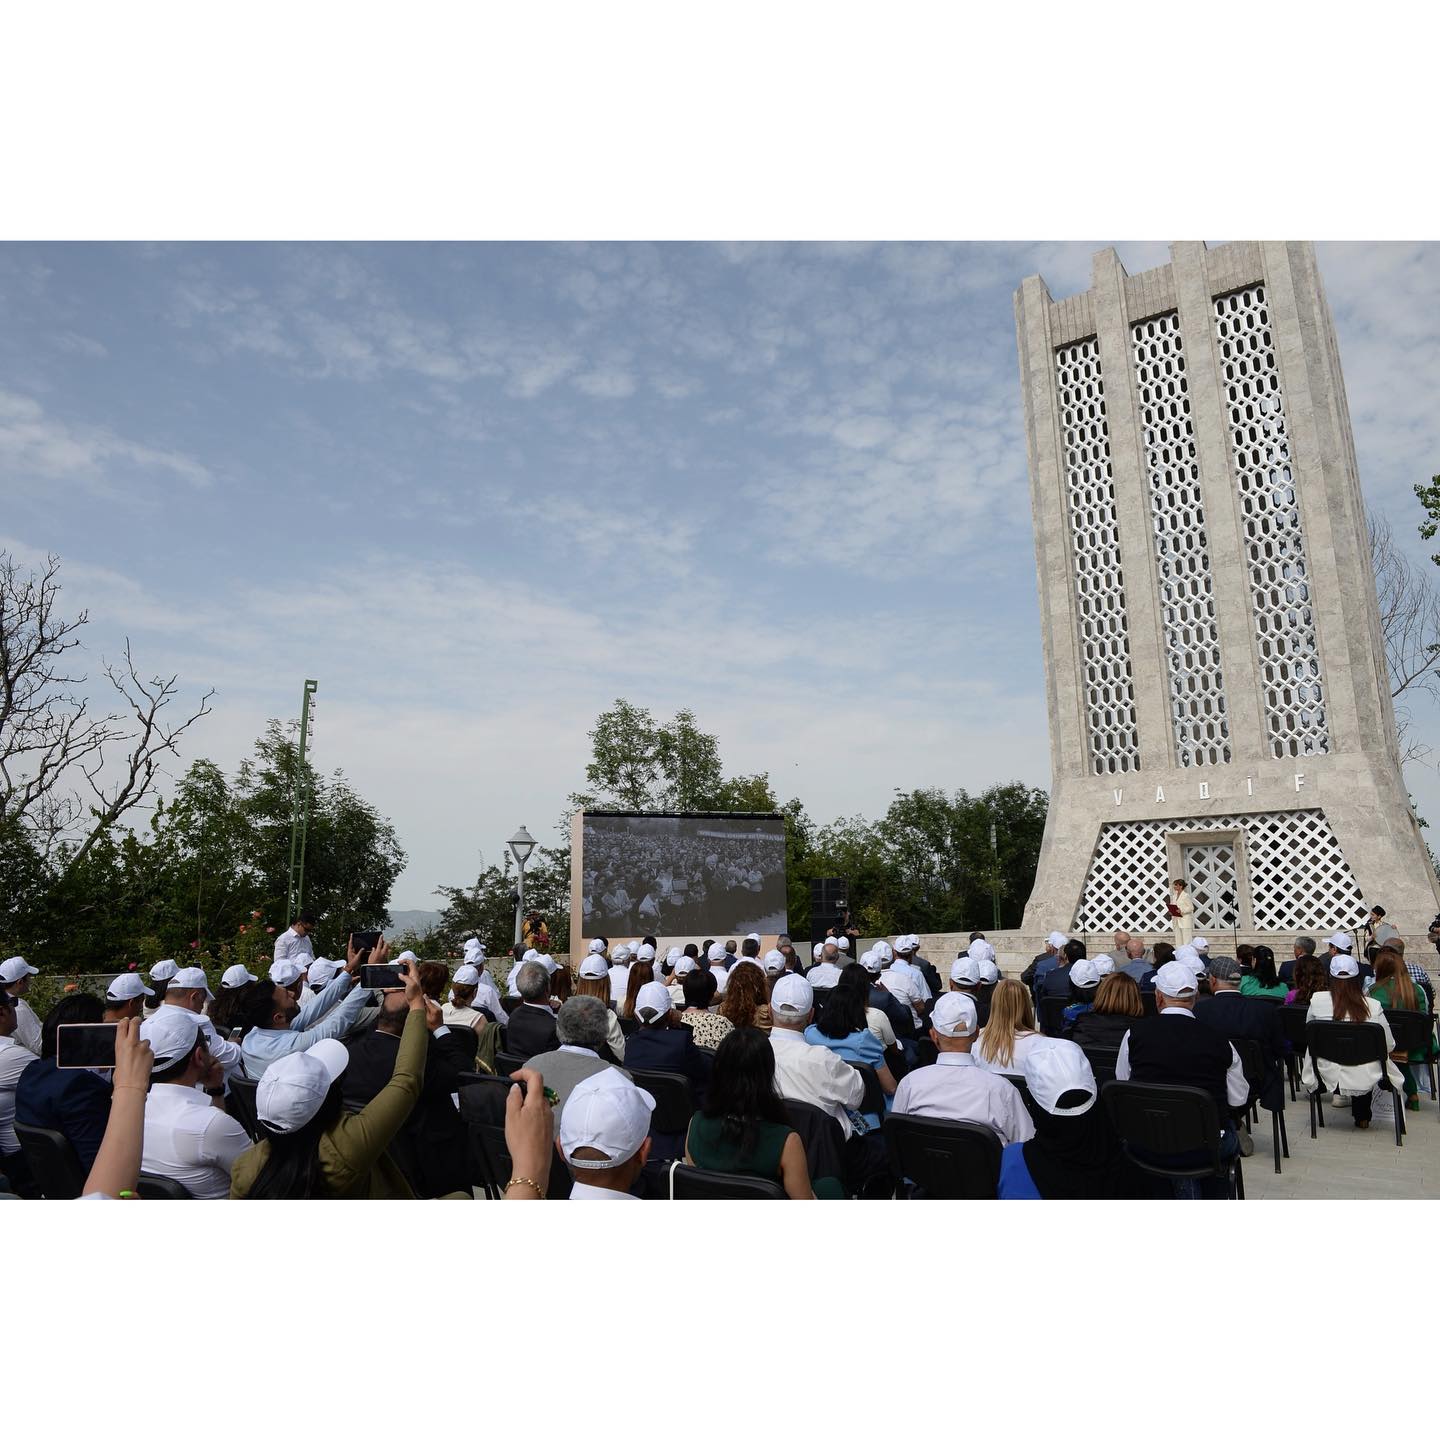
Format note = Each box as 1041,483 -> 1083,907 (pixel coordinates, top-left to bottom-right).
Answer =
241,973 -> 371,1078
15,1060 -> 112,1172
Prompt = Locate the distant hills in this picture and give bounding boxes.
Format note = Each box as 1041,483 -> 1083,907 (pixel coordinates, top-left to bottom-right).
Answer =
385,909 -> 442,938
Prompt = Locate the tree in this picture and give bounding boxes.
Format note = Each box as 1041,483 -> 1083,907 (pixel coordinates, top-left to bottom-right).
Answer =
0,550 -> 213,870
1372,508 -> 1440,764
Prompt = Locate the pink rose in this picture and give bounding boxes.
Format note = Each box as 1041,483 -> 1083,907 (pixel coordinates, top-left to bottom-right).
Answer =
251,910 -> 262,919
239,925 -> 247,934
190,940 -> 199,948
266,927 -> 275,934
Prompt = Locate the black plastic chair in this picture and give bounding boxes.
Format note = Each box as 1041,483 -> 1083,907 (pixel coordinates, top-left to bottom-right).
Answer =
670,1162 -> 786,1199
1381,1008 -> 1438,1122
457,1075 -> 572,1199
883,1115 -> 1002,1199
1277,1004 -> 1309,1102
494,1051 -> 525,1077
782,1099 -> 848,1194
1229,1035 -> 1289,1174
13,1123 -> 86,1199
1077,1043 -> 1121,1087
1037,995 -> 1070,1038
1305,1021 -> 1406,1146
226,1076 -> 261,1141
626,1068 -> 695,1134
1101,1081 -> 1244,1199
136,1173 -> 194,1199
846,1062 -> 887,1120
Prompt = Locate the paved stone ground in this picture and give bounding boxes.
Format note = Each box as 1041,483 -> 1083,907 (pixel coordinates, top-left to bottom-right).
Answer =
1240,1079 -> 1438,1199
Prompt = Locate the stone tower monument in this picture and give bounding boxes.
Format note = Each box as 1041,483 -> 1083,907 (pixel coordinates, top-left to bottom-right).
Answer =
1015,241 -> 1440,946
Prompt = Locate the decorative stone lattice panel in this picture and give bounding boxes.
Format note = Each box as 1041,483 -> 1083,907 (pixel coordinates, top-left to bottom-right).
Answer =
1182,841 -> 1239,929
1055,339 -> 1140,774
1131,313 -> 1232,767
1213,284 -> 1330,758
1075,808 -> 1363,934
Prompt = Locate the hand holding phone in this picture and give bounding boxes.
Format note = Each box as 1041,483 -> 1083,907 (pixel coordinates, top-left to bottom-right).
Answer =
112,1017 -> 153,1092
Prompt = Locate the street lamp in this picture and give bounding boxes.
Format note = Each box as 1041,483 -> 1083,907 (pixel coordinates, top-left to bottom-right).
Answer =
508,825 -> 536,946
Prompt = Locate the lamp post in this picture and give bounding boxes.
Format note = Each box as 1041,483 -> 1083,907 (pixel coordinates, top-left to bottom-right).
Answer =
508,825 -> 536,946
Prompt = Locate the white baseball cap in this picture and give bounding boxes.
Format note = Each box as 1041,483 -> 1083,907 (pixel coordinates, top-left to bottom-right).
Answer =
587,938 -> 607,955
105,972 -> 153,1002
270,959 -> 305,987
931,992 -> 978,1038
140,1005 -> 206,1065
672,956 -> 697,977
635,981 -> 673,1024
896,934 -> 920,954
1047,931 -> 1069,950
559,1068 -> 655,1169
1068,958 -> 1101,990
665,946 -> 683,964
169,966 -> 213,998
746,933 -> 761,943
872,940 -> 893,962
522,949 -> 540,964
950,955 -> 981,986
836,936 -> 850,952
636,943 -> 657,961
978,958 -> 1000,983
707,943 -> 727,962
1,957 -> 39,985
220,964 -> 259,989
149,959 -> 179,983
771,974 -> 815,1019
578,954 -> 609,980
1327,933 -> 1353,952
454,963 -> 483,986
534,953 -> 559,974
859,948 -> 884,974
1330,953 -> 1360,979
307,958 -> 340,986
812,942 -> 824,961
1153,960 -> 1199,998
822,937 -> 839,951
763,949 -> 787,974
967,938 -> 997,965
1023,1040 -> 1098,1116
1193,935 -> 1210,953
613,943 -> 633,961
256,1038 -> 351,1132
1174,943 -> 1200,965
1093,956 -> 1115,977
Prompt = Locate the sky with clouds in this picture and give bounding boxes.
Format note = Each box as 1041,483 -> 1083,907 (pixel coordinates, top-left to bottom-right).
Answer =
3,240 -> 1439,911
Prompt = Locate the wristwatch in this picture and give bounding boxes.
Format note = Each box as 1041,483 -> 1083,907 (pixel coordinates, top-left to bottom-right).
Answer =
204,1086 -> 226,1097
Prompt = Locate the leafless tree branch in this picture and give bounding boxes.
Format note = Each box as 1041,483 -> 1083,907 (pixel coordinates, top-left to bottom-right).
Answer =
1370,509 -> 1440,767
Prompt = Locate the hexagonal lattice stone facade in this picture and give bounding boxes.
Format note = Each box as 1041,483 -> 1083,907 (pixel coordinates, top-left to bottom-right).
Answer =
1213,283 -> 1329,760
1075,808 -> 1364,934
1054,338 -> 1140,775
1132,311 -> 1231,767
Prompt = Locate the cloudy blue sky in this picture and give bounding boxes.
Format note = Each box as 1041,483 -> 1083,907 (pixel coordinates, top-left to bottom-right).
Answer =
3,241 -> 1439,909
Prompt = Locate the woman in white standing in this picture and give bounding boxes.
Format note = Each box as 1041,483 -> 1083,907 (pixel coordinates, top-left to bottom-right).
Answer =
1167,878 -> 1195,947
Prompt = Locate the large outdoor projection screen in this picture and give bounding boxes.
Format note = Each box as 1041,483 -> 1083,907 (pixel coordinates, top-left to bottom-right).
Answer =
573,811 -> 788,949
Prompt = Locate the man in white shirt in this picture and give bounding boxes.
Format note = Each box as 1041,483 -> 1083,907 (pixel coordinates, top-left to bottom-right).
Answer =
272,913 -> 317,968
0,957 -> 42,1056
138,1006 -> 251,1199
876,940 -> 927,1024
705,942 -> 731,996
769,974 -> 865,1138
145,958 -> 179,1016
162,967 -> 246,1084
891,992 -> 1036,1145
608,943 -> 635,1007
808,940 -> 843,991
559,1067 -> 654,1201
0,988 -> 40,1193
103,972 -> 152,1022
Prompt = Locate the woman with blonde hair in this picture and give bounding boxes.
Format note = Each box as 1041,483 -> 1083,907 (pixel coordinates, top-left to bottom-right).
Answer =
719,962 -> 772,1033
573,953 -> 627,1062
973,979 -> 1045,1076
1067,973 -> 1143,1048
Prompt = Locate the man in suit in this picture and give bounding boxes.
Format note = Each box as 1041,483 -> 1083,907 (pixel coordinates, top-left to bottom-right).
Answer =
1194,955 -> 1287,1153
342,987 -> 474,1197
622,982 -> 712,1099
505,961 -> 560,1063
522,996 -> 627,1108
1020,932 -> 1069,993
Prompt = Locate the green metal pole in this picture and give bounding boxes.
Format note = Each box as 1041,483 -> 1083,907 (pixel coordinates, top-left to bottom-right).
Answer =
990,818 -> 1001,930
286,679 -> 318,924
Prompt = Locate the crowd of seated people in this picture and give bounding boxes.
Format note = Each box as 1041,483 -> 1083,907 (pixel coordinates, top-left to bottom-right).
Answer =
2,916 -> 1433,1202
